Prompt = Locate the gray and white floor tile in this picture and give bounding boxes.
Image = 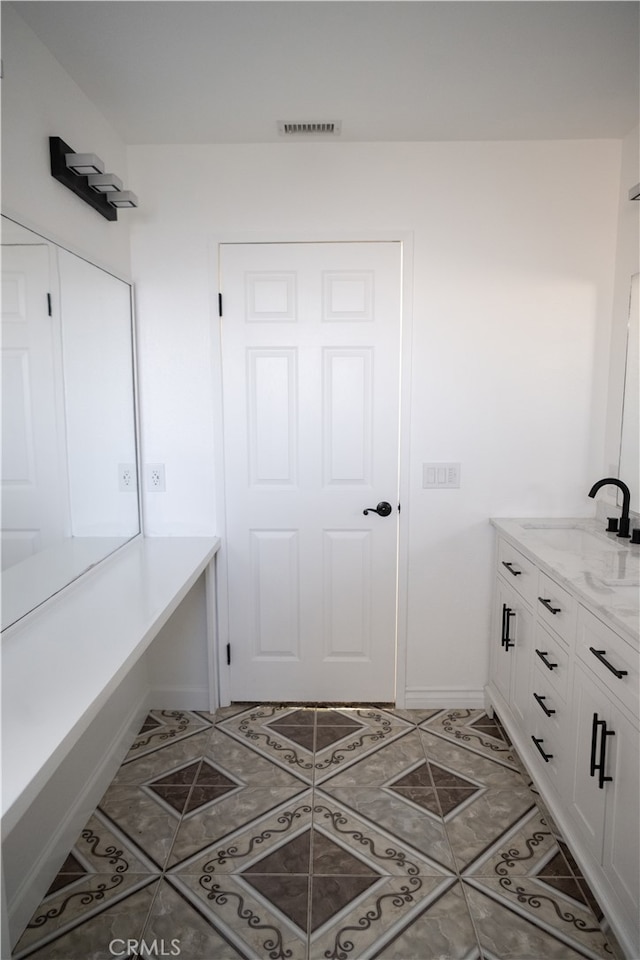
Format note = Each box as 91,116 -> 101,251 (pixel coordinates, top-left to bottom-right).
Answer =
12,707 -> 617,960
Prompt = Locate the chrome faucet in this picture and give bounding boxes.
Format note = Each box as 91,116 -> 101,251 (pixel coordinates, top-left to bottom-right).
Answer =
588,477 -> 631,538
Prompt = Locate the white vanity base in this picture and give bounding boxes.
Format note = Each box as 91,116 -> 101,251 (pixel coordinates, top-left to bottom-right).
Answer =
1,536 -> 220,952
486,518 -> 639,960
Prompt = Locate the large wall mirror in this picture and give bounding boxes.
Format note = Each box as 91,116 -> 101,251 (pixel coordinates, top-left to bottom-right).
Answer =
1,215 -> 140,630
619,273 -> 639,512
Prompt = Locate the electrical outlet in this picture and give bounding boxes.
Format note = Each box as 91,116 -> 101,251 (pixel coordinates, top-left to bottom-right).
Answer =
118,463 -> 137,492
146,463 -> 166,492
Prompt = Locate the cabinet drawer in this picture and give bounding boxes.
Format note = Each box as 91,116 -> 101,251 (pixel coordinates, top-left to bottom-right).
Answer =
533,622 -> 570,702
497,539 -> 537,606
576,607 -> 639,719
529,709 -> 566,796
536,572 -> 576,646
530,673 -> 563,727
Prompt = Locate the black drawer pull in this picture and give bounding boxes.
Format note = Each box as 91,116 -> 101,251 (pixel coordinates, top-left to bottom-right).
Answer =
533,692 -> 556,716
590,713 -> 614,789
501,561 -> 522,577
589,647 -> 628,680
538,597 -> 561,615
590,714 -> 601,777
598,725 -> 615,790
531,736 -> 553,762
501,603 -> 515,650
535,649 -> 558,670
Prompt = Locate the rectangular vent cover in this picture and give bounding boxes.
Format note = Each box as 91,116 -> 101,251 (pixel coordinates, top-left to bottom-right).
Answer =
278,121 -> 342,137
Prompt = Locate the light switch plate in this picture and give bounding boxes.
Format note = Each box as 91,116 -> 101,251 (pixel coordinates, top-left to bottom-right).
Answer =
423,462 -> 461,488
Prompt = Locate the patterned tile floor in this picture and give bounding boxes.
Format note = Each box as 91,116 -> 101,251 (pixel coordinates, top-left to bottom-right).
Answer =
13,706 -> 620,960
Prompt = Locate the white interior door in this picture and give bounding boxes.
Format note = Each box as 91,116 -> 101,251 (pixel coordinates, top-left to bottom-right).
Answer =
220,241 -> 402,702
1,245 -> 67,569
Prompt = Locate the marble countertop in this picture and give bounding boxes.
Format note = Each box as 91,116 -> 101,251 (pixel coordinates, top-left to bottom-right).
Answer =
491,518 -> 639,646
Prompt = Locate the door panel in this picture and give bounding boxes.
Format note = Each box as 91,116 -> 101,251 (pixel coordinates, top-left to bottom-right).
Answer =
220,241 -> 401,702
248,349 -> 297,484
250,529 -> 300,658
1,245 -> 67,568
323,529 -> 371,658
324,349 -> 372,484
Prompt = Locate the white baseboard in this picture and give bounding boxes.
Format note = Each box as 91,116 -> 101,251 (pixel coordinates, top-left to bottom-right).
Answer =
403,687 -> 486,710
5,672 -> 151,948
148,684 -> 210,711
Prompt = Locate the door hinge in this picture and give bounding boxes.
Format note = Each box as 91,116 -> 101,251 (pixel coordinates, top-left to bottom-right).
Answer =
218,293 -> 223,317
47,293 -> 52,316
226,643 -> 231,666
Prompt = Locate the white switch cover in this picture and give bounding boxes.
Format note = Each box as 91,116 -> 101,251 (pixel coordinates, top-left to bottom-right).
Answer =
423,462 -> 461,488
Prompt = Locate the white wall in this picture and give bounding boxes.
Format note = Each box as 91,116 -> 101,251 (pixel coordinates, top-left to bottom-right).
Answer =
1,4 -> 132,278
128,139 -> 621,702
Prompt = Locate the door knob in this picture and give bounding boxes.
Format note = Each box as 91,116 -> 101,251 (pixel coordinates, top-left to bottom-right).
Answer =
363,501 -> 393,517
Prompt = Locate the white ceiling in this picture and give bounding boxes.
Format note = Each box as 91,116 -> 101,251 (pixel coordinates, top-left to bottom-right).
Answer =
10,0 -> 640,144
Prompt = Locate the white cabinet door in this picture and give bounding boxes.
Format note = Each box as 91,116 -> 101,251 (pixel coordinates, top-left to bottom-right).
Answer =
568,663 -> 607,860
491,578 -> 515,704
220,241 -> 402,702
491,576 -> 533,724
570,661 -> 640,944
601,697 -> 640,929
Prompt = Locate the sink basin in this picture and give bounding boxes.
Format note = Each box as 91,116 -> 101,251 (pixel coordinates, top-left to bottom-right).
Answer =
524,526 -> 620,554
600,553 -> 640,587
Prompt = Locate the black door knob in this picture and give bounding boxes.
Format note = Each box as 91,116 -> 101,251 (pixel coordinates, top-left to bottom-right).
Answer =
363,501 -> 393,517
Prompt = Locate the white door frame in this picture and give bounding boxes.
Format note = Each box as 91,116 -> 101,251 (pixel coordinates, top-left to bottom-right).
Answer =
208,230 -> 414,710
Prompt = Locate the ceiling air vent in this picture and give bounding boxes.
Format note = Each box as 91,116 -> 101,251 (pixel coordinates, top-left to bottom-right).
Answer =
278,121 -> 342,137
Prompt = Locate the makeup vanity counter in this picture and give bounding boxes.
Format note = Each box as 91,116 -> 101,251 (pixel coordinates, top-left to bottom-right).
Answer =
1,535 -> 221,833
486,518 -> 639,959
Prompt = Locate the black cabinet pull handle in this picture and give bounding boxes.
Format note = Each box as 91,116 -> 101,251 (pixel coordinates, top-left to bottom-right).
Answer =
598,725 -> 615,790
590,713 -> 615,788
363,501 -> 393,517
531,736 -> 553,762
533,692 -> 556,716
589,647 -> 628,679
590,713 -> 601,778
535,648 -> 558,670
538,597 -> 561,615
501,603 -> 515,650
501,561 -> 522,577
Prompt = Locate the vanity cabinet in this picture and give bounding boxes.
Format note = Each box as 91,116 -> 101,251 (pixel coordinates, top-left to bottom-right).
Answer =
486,523 -> 639,960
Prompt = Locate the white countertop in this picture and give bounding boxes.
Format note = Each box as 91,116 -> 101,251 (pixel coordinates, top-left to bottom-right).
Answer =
1,536 -> 135,631
491,518 -> 639,645
1,536 -> 220,833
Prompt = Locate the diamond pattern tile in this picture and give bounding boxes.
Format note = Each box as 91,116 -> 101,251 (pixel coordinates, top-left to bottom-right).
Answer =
12,707 -> 617,960
243,831 -> 312,875
310,874 -> 380,932
244,873 -> 311,932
